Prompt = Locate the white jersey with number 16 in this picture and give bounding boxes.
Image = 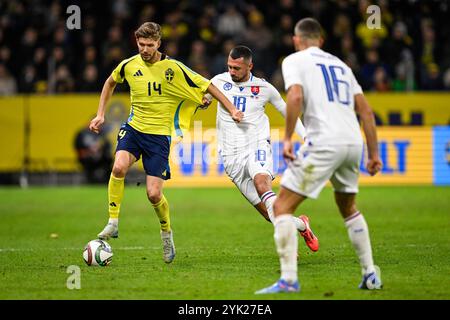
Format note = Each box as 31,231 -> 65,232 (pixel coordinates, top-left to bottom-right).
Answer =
282,46 -> 363,146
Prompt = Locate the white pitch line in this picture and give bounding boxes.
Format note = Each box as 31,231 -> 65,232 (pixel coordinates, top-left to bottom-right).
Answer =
0,246 -> 260,252
0,246 -> 161,252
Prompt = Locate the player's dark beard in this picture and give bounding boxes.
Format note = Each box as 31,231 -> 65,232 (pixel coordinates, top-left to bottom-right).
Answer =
231,74 -> 245,82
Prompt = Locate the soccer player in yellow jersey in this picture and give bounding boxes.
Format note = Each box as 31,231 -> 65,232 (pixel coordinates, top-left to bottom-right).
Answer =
89,22 -> 243,264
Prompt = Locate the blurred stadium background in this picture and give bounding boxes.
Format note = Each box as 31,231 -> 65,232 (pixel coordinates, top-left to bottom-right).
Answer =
0,0 -> 449,187
1,0 -> 450,301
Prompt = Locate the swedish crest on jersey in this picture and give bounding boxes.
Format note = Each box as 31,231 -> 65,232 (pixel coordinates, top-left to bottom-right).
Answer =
165,68 -> 175,83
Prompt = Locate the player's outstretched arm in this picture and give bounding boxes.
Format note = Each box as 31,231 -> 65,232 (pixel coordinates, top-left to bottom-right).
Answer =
89,76 -> 117,134
355,93 -> 382,176
270,87 -> 306,139
206,83 -> 243,123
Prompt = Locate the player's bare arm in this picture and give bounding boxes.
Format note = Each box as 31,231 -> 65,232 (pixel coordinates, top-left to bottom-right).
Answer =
270,89 -> 307,139
206,83 -> 244,123
283,84 -> 304,161
89,75 -> 117,134
355,93 -> 382,176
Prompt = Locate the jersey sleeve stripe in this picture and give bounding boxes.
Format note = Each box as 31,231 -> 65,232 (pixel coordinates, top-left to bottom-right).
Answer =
119,56 -> 139,80
127,105 -> 135,123
173,100 -> 185,137
175,63 -> 200,88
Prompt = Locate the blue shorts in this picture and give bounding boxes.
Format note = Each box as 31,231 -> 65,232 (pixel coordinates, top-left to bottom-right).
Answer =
115,123 -> 171,180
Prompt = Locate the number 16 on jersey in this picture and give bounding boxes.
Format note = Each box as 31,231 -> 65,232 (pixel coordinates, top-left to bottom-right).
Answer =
316,64 -> 350,106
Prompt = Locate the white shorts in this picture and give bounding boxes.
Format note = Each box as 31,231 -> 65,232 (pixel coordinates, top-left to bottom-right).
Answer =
221,140 -> 274,205
280,144 -> 362,199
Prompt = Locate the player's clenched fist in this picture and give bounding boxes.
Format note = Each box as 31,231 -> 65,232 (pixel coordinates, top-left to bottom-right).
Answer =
282,139 -> 295,162
366,157 -> 382,176
89,115 -> 104,134
198,93 -> 213,110
231,109 -> 244,123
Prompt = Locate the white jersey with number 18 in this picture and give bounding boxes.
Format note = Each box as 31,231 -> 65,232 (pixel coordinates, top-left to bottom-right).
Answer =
211,72 -> 306,156
282,46 -> 363,146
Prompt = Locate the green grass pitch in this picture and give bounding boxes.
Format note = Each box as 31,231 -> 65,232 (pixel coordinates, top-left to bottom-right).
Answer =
0,185 -> 449,300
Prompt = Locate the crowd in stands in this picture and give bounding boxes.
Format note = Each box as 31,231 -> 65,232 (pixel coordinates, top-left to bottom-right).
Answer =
0,0 -> 449,95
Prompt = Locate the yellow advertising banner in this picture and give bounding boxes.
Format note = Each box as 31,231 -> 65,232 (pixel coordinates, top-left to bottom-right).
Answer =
0,97 -> 25,171
358,128 -> 433,185
192,92 -> 450,127
364,92 -> 450,126
27,94 -> 135,171
163,126 -> 433,187
0,94 -> 448,187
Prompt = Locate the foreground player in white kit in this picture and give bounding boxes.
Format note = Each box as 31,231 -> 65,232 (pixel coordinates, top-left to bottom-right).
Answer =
211,46 -> 319,252
256,18 -> 383,294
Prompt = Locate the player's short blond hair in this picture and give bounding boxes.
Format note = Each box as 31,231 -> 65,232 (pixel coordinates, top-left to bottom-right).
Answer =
134,22 -> 161,40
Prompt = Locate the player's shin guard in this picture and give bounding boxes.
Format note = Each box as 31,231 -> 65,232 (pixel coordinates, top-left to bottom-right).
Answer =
152,194 -> 171,232
108,173 -> 125,220
260,191 -> 276,223
274,214 -> 298,284
344,211 -> 376,274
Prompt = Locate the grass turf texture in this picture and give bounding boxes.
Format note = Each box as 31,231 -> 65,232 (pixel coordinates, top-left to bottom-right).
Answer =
0,185 -> 449,300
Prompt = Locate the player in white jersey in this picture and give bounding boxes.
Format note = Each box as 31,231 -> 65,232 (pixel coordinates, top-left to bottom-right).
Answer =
256,18 -> 383,294
210,46 -> 319,253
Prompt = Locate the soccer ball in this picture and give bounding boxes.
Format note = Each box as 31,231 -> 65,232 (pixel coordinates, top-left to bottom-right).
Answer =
83,239 -> 113,266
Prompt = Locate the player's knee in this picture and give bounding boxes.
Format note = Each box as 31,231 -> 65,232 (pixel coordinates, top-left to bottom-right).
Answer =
254,181 -> 267,194
253,174 -> 270,194
111,163 -> 127,178
146,188 -> 162,204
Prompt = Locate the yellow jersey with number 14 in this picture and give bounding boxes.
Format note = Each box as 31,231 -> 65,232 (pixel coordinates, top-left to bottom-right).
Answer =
111,54 -> 211,136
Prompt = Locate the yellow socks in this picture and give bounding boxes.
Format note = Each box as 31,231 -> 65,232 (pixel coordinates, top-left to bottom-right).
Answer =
108,174 -> 125,219
108,173 -> 170,232
152,195 -> 171,232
